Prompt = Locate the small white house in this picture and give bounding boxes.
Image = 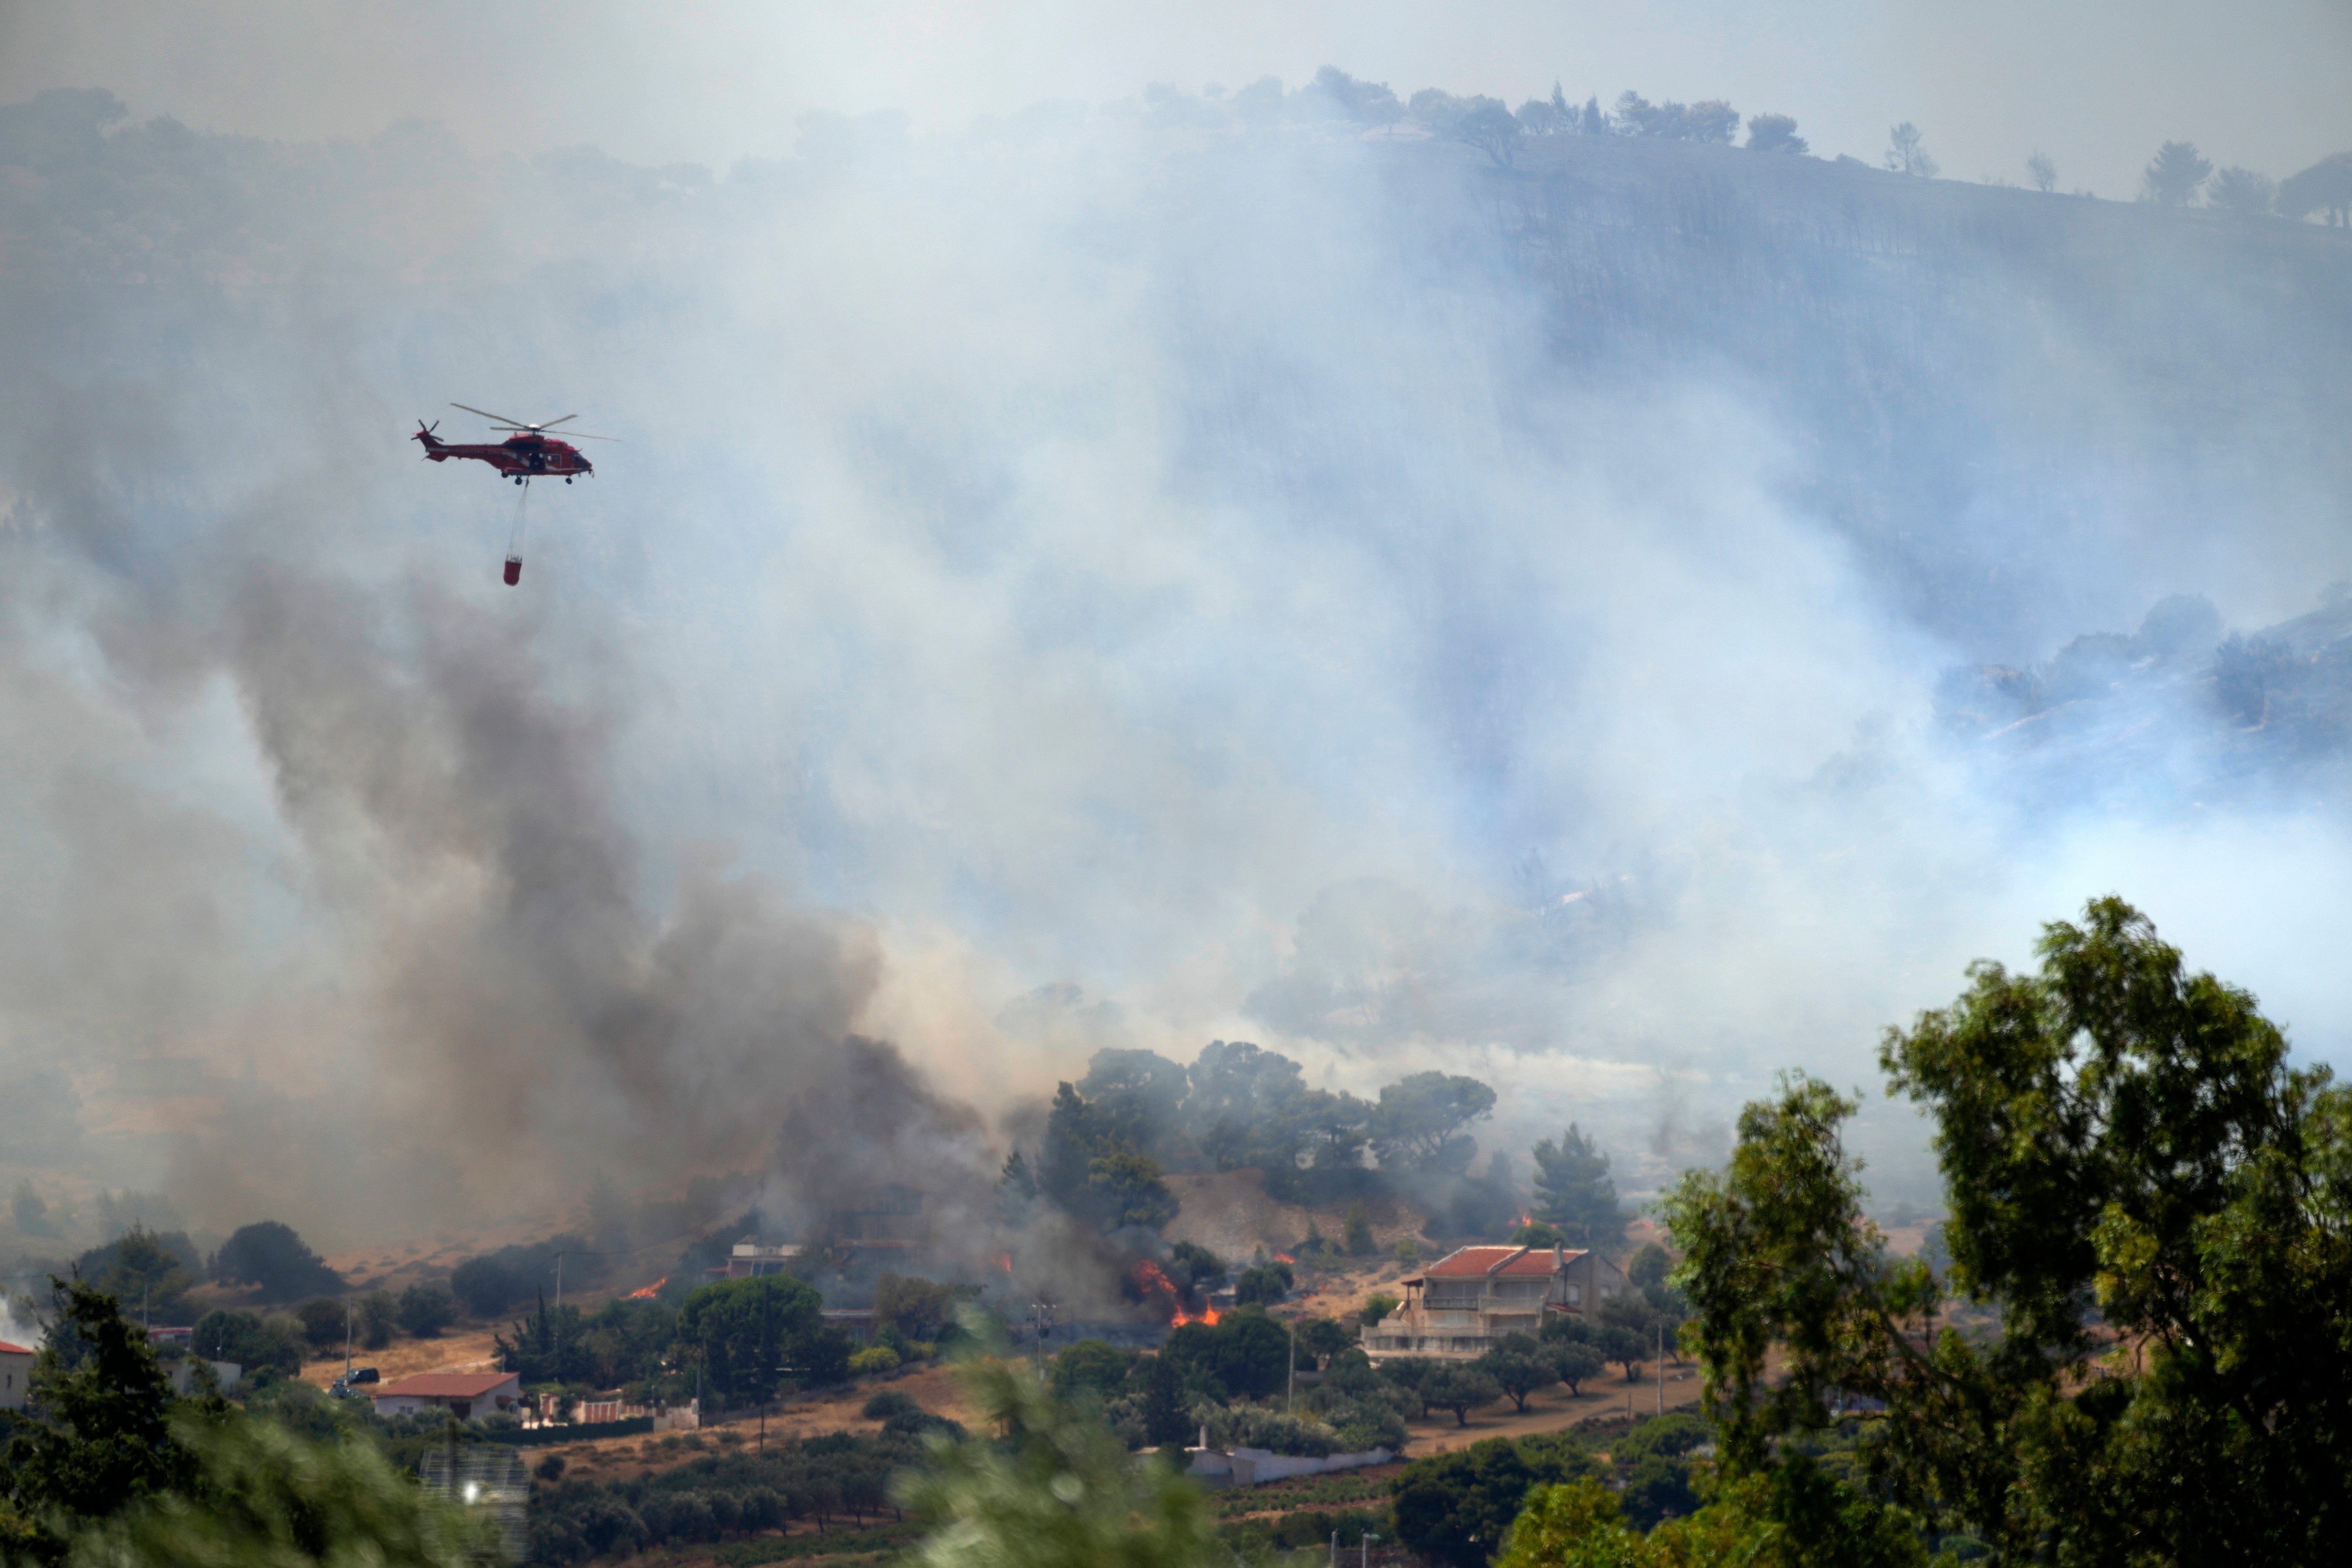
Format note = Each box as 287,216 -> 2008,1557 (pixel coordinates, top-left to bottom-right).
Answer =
0,1340 -> 32,1411
371,1370 -> 524,1421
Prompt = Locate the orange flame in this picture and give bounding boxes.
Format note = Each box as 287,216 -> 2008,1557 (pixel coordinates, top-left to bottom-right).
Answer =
1133,1261 -> 1177,1296
1517,1212 -> 1533,1228
625,1278 -> 666,1299
1170,1302 -> 1221,1327
992,1253 -> 1013,1273
1272,1251 -> 1295,1265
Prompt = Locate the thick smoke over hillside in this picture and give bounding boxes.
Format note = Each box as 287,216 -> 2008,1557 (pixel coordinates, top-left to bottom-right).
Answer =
2,77 -> 2349,1249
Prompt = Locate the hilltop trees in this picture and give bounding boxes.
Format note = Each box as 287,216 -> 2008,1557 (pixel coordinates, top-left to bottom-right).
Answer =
2280,152 -> 2352,225
2207,165 -> 2277,217
1885,123 -> 1938,178
2026,149 -> 2058,191
1663,898 -> 2352,1563
1744,113 -> 1806,155
71,1228 -> 199,1324
1019,1042 -> 1504,1224
209,1222 -> 342,1302
2143,139 -> 2214,206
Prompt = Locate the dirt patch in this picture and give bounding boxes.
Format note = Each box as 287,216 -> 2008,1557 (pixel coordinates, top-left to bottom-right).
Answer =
299,1327 -> 503,1390
505,1364 -> 982,1483
1396,1364 -> 1707,1457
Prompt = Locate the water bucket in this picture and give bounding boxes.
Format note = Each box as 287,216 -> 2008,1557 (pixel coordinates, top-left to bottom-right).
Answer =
503,556 -> 522,586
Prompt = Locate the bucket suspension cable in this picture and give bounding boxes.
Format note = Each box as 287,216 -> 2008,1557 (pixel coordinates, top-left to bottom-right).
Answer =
504,478 -> 530,586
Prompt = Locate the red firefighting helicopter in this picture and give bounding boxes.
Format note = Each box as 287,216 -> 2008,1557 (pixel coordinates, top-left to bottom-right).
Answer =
413,404 -> 616,585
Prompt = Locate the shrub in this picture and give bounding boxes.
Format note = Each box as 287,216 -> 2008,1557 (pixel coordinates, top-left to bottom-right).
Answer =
1233,1261 -> 1294,1306
1051,1338 -> 1135,1398
863,1389 -> 922,1421
849,1344 -> 902,1375
191,1307 -> 306,1377
1360,1293 -> 1400,1327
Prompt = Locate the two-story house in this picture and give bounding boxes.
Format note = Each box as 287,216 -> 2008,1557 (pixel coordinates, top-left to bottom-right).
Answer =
1362,1243 -> 1632,1362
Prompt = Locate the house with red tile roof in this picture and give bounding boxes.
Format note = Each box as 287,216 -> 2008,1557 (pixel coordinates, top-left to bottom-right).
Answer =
370,1369 -> 524,1421
1362,1243 -> 1632,1362
0,1340 -> 32,1411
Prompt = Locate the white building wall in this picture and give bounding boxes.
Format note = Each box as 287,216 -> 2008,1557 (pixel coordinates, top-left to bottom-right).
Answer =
0,1350 -> 32,1411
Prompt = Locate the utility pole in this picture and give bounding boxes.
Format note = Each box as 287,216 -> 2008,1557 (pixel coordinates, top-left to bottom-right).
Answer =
1026,1299 -> 1055,1377
1362,1531 -> 1378,1568
1656,1321 -> 1664,1416
345,1299 -> 354,1381
1287,1319 -> 1297,1413
555,1253 -> 562,1314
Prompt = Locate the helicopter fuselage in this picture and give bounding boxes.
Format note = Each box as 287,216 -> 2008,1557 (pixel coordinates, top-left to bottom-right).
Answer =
413,427 -> 593,480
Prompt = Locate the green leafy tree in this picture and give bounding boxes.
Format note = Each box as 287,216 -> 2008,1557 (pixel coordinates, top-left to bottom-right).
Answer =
2027,149 -> 2058,191
1344,1202 -> 1377,1255
210,1222 -> 343,1302
1529,1125 -> 1623,1246
394,1284 -> 454,1339
1296,1317 -> 1354,1367
1498,1468 -> 1923,1568
59,1406 -> 494,1568
875,1273 -> 967,1344
2142,139 -> 2213,206
1083,1152 -> 1180,1233
296,1297 -> 346,1351
1371,1073 -> 1496,1174
354,1290 -> 397,1350
1359,1293 -> 1400,1327
1393,1434 -> 1594,1568
1626,1243 -> 1670,1291
3,1279 -> 197,1560
673,1274 -> 843,1406
70,1228 -> 199,1324
1665,898 -> 2352,1565
1231,1260 -> 1293,1305
446,1255 -> 518,1319
1158,1310 -> 1288,1400
896,1351 -> 1222,1568
189,1309 -> 304,1379
1049,1338 -> 1135,1398
1475,1336 -> 1554,1414
1422,1365 -> 1502,1427
1550,1340 -> 1605,1397
1135,1352 -> 1192,1447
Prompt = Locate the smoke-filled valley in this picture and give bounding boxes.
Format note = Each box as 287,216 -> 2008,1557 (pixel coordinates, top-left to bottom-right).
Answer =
3,67 -> 2350,1295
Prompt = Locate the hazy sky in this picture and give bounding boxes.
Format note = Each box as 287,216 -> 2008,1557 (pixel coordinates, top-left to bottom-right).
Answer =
5,1 -> 2351,1248
3,1 -> 2345,194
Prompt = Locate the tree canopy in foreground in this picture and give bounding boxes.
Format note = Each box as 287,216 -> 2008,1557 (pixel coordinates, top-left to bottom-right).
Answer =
1661,897 -> 2351,1565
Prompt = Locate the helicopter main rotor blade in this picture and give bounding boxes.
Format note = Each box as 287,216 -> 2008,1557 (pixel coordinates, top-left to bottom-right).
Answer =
536,414 -> 580,429
452,401 -> 532,428
494,426 -> 619,441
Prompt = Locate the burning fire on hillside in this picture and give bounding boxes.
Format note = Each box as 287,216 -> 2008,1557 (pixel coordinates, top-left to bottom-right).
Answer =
625,1278 -> 666,1299
1128,1259 -> 1220,1325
